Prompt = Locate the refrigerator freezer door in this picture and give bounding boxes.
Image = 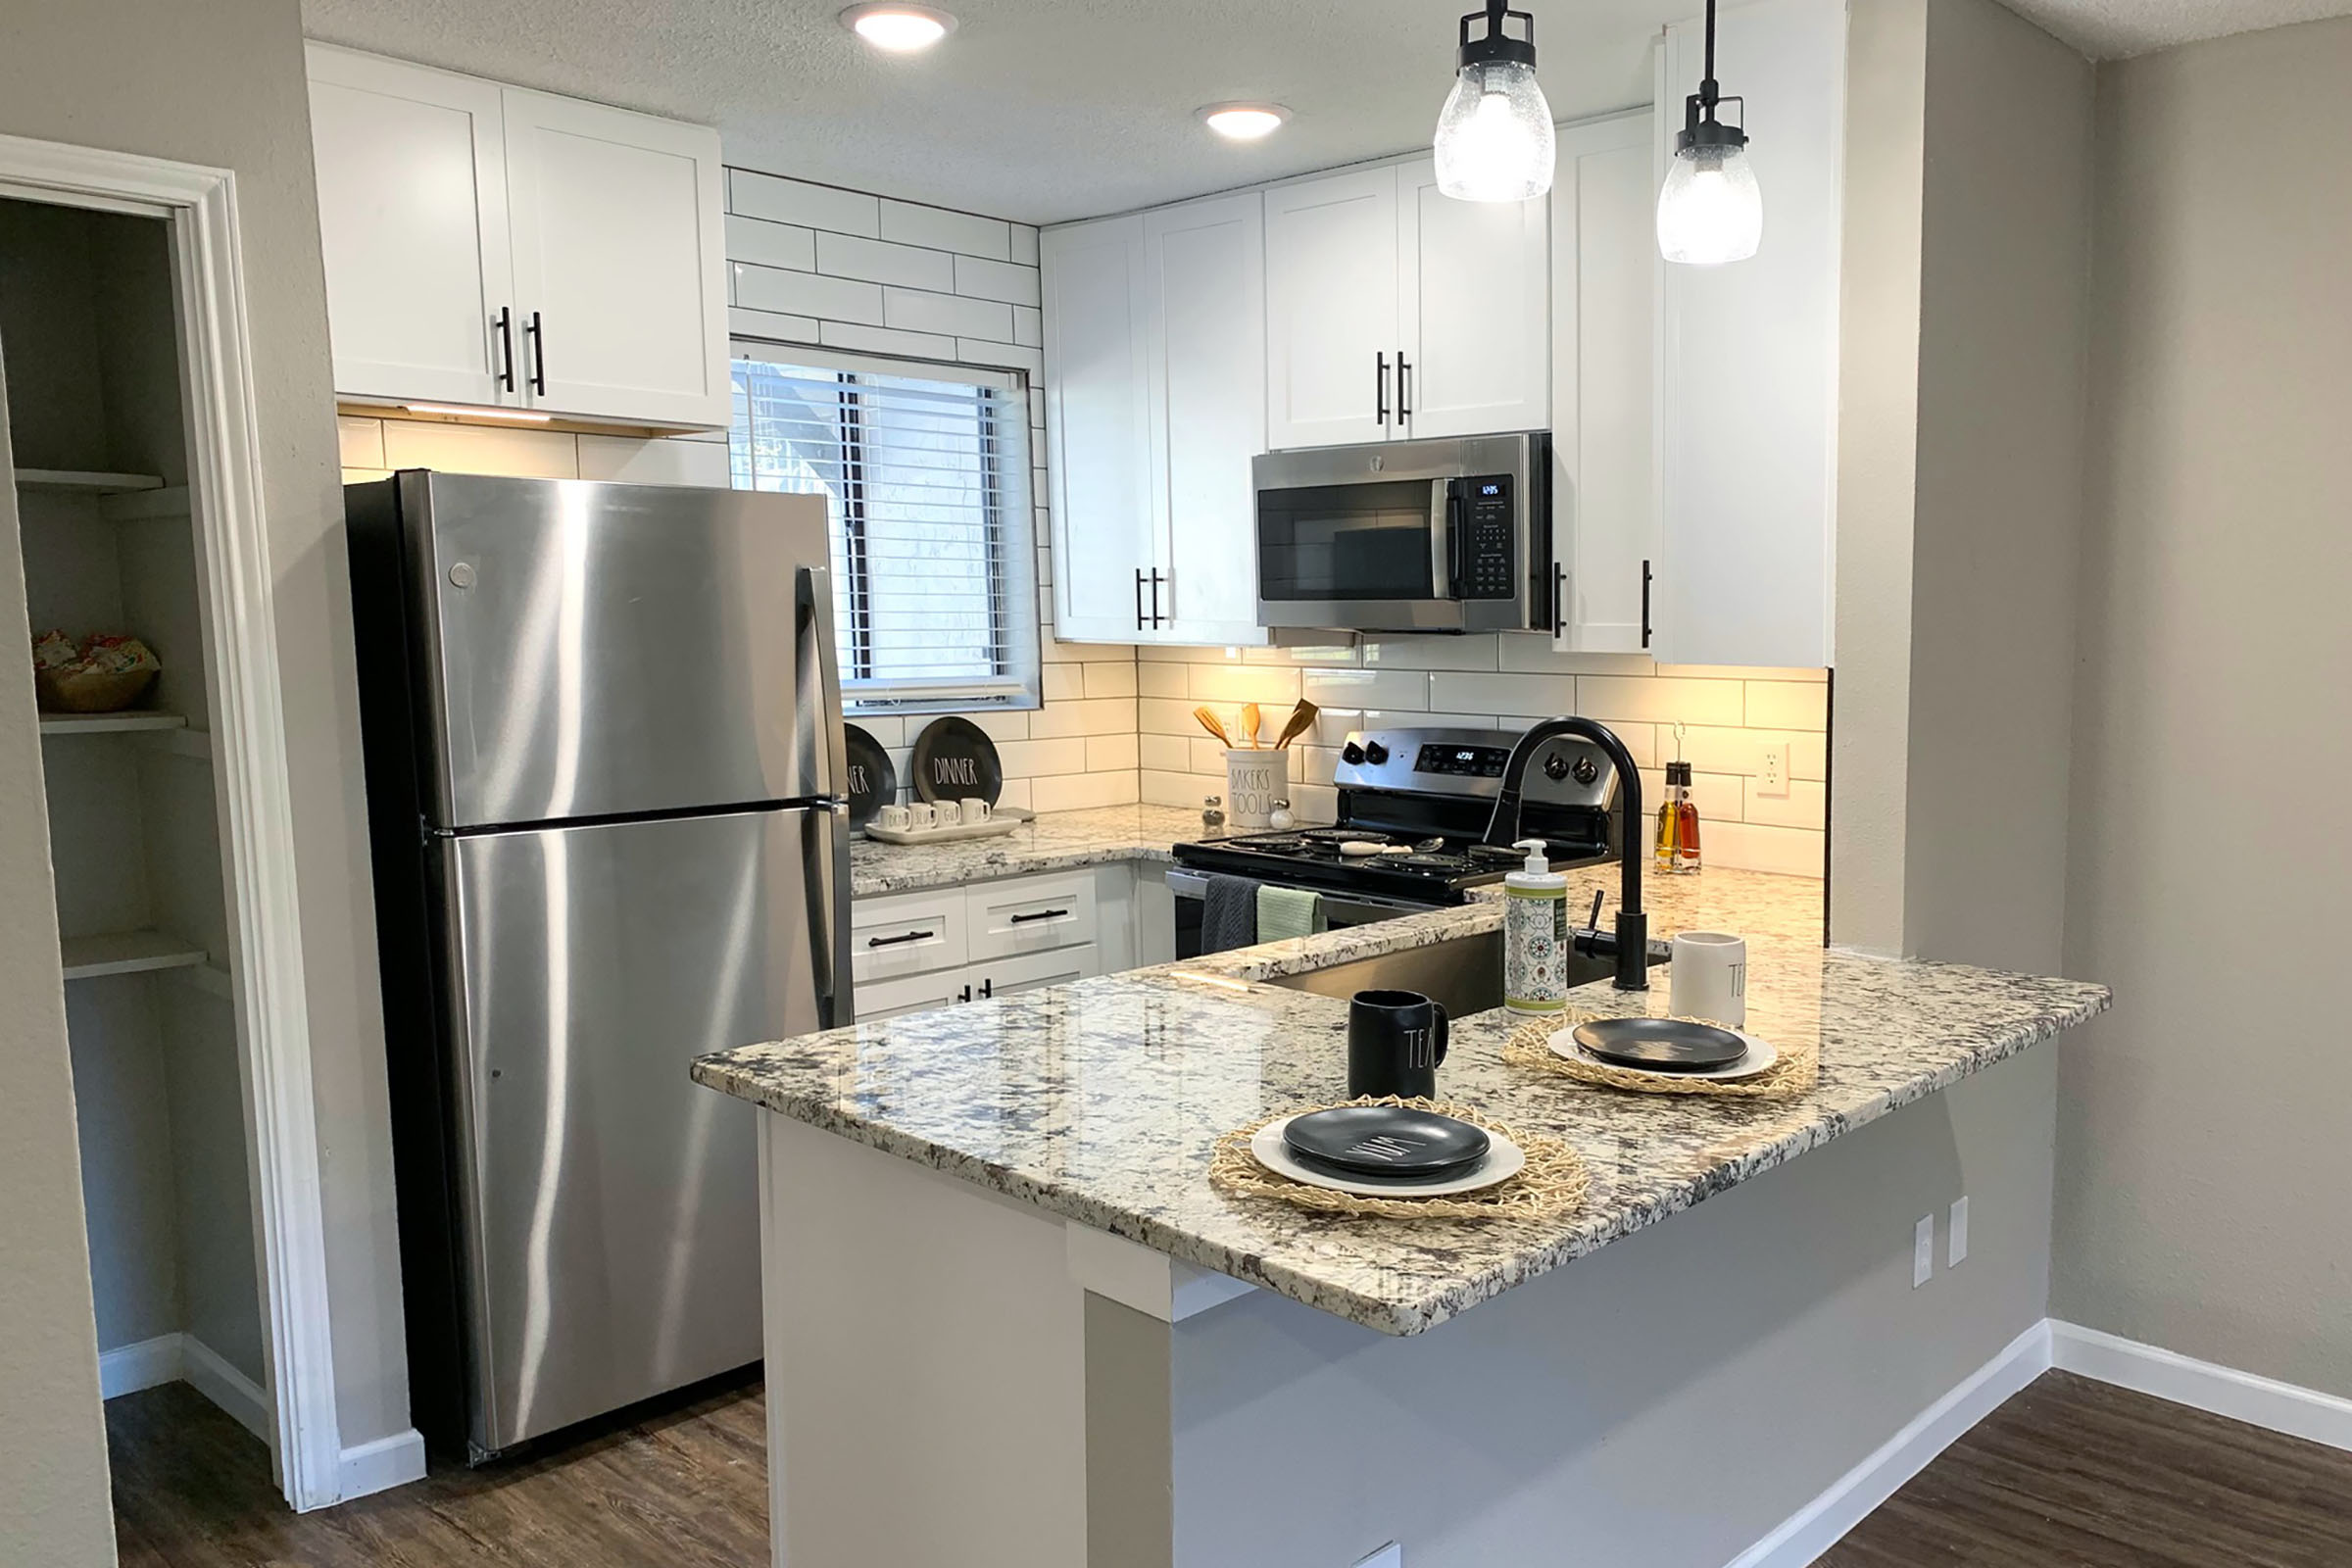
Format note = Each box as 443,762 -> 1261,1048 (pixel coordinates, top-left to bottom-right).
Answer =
403,471 -> 845,827
437,803 -> 850,1453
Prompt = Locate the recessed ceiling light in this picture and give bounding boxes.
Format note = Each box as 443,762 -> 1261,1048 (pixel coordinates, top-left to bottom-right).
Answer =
1200,103 -> 1291,141
840,3 -> 956,52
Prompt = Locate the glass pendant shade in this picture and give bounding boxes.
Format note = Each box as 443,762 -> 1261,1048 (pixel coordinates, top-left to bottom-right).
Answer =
1655,141 -> 1763,265
1434,60 -> 1555,202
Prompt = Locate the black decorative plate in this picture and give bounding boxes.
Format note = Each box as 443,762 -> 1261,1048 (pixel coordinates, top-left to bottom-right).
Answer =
1283,1105 -> 1492,1181
1572,1016 -> 1749,1073
843,724 -> 896,828
909,716 -> 1003,806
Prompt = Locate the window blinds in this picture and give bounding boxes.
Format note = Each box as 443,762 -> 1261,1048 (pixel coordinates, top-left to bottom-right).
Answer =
729,347 -> 1039,708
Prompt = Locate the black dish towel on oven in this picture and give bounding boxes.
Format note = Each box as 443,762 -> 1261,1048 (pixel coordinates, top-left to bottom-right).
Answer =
1200,874 -> 1262,954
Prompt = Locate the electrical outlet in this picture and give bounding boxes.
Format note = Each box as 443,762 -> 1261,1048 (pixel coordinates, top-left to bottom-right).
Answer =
1759,745 -> 1788,798
1913,1214 -> 1935,1288
1354,1546 -> 1402,1568
1948,1197 -> 1969,1267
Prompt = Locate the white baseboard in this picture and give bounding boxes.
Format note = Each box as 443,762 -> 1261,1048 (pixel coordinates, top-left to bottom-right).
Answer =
1721,1320 -> 2053,1568
98,1333 -> 187,1399
2049,1319 -> 2352,1454
338,1428 -> 427,1501
181,1335 -> 272,1445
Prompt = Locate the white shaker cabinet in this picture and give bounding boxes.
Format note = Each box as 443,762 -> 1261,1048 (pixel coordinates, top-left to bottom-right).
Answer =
1042,196 -> 1268,647
307,44 -> 730,431
1653,0 -> 1844,667
308,45 -> 513,409
1548,111 -> 1660,654
1263,161 -> 1547,450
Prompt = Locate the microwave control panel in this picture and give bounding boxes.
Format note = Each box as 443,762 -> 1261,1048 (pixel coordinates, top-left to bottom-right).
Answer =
1456,475 -> 1516,599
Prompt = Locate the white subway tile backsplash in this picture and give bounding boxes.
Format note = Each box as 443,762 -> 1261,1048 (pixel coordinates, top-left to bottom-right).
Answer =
1082,662 -> 1139,699
1700,821 -> 1826,878
337,415 -> 384,469
954,253 -> 1043,307
1495,643 -> 1654,676
1744,680 -> 1832,731
1030,697 -> 1138,739
958,339 -> 1046,378
884,286 -> 1015,341
1360,637 -> 1500,672
1427,670 -> 1578,715
730,170 -> 879,236
577,434 -> 731,487
1012,306 -> 1043,348
818,230 -> 956,291
1574,673 -> 1746,727
380,420 -> 576,477
995,736 -> 1089,777
1191,663 -> 1299,704
818,320 -> 958,360
729,306 -> 821,343
1042,663 -> 1085,703
1009,223 -> 1041,266
880,198 -> 1011,261
1087,733 -> 1141,772
1137,698 -> 1197,736
1744,777 -> 1829,831
1139,734 -> 1190,772
1138,662 -> 1189,699
735,264 -> 883,323
1301,666 -> 1431,712
1031,770 -> 1140,811
727,214 -> 817,271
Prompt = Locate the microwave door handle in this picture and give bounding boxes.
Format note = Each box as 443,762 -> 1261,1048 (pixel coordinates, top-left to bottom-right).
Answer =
1430,479 -> 1455,599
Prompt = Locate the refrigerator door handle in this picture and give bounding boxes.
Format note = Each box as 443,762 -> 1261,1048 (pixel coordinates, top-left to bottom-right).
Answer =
797,564 -> 849,801
806,801 -> 854,1029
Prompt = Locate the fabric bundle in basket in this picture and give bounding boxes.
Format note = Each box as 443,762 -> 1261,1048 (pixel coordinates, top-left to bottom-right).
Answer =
33,631 -> 161,713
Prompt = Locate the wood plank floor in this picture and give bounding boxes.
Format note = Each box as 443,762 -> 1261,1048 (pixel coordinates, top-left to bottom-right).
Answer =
108,1369 -> 2352,1566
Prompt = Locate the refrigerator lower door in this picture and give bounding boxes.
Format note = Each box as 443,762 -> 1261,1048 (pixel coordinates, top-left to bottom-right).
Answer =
436,803 -> 849,1454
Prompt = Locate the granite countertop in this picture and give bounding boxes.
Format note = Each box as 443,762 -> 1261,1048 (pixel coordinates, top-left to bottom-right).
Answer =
850,801 -> 1208,897
703,863 -> 2111,1336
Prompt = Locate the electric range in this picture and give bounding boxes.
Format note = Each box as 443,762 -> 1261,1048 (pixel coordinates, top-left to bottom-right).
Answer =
1168,725 -> 1624,954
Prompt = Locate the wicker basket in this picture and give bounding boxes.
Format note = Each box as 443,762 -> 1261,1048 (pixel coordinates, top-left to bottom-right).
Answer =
36,666 -> 158,713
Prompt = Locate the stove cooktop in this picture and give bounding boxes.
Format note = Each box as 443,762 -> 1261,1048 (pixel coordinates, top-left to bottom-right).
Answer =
1171,826 -> 1610,905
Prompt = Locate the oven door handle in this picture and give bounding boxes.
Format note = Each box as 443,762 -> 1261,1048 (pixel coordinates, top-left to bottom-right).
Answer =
1164,868 -> 1443,925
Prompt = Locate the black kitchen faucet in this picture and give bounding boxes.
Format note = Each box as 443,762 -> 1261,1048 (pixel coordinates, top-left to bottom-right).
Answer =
1482,716 -> 1653,991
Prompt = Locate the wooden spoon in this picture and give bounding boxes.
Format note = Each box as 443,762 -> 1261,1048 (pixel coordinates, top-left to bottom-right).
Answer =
1272,699 -> 1320,750
1242,703 -> 1262,749
1193,706 -> 1231,747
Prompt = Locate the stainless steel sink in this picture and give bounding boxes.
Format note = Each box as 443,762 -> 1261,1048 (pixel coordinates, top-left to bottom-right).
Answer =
1260,929 -> 1642,1017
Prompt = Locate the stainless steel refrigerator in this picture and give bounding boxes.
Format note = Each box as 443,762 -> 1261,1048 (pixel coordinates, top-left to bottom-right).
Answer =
347,470 -> 851,1460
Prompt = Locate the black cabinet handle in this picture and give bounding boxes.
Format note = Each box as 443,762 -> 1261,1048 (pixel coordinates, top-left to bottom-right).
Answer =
977,978 -> 994,999
525,310 -> 547,396
493,307 -> 515,393
1552,562 -> 1565,638
957,984 -> 972,1003
1375,352 -> 1389,425
1150,569 -> 1167,628
865,929 -> 935,949
1135,567 -> 1149,631
1008,908 -> 1070,924
1396,352 -> 1412,421
1641,559 -> 1653,650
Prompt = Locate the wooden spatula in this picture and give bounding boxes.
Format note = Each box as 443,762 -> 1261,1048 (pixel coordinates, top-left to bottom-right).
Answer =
1193,706 -> 1231,747
1242,703 -> 1262,748
1272,700 -> 1319,750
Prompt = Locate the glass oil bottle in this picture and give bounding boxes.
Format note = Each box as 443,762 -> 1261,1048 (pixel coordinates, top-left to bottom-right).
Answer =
1654,760 -> 1702,874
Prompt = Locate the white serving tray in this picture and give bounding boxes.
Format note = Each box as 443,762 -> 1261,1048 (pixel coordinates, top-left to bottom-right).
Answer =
862,808 -> 1034,846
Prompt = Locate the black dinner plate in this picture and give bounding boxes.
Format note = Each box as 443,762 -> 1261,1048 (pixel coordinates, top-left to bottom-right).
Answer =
1572,1015 -> 1749,1072
843,724 -> 896,827
1283,1105 -> 1492,1180
909,716 -> 1004,806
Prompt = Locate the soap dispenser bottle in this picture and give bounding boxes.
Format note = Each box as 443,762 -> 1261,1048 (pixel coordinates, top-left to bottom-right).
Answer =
1503,838 -> 1571,1017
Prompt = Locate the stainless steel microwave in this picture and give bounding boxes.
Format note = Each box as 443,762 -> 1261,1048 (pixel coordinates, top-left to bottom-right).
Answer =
1252,432 -> 1551,635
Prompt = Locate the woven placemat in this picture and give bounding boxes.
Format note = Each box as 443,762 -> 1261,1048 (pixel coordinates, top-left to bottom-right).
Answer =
1207,1097 -> 1590,1222
1503,1015 -> 1819,1100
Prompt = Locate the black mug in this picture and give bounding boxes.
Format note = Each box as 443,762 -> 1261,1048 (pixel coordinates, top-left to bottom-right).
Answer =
1348,989 -> 1450,1101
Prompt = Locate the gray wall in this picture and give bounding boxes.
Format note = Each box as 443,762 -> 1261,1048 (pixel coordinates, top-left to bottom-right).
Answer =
2057,17 -> 2352,1396
0,0 -> 412,1470
1831,0 -> 2093,975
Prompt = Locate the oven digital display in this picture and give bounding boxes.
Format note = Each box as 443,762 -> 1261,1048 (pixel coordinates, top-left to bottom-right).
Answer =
1414,744 -> 1509,778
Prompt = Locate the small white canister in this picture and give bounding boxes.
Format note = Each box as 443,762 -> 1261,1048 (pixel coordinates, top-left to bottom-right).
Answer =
1223,748 -> 1284,829
1669,931 -> 1748,1027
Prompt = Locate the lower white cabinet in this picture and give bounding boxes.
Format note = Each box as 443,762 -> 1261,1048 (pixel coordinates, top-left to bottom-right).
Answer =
857,968 -> 973,1022
965,871 -> 1097,961
850,867 -> 1132,1023
851,888 -> 966,984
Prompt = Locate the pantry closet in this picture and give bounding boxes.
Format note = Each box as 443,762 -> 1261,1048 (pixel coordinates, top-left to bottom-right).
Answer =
0,197 -> 268,1439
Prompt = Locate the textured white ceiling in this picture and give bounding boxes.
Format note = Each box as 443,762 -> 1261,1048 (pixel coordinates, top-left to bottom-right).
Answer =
300,0 -> 2352,225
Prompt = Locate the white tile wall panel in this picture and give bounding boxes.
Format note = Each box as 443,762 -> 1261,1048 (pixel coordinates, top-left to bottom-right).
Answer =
1359,637 -> 1501,671
883,286 -> 1015,341
1495,642 -> 1655,676
1300,666 -> 1431,711
1032,771 -> 1141,811
879,198 -> 1010,260
995,737 -> 1090,777
1042,663 -> 1085,703
1082,662 -> 1138,699
1744,777 -> 1830,831
1190,663 -> 1298,704
1012,306 -> 1043,348
1087,733 -> 1141,772
817,320 -> 957,359
958,339 -> 1044,377
817,230 -> 956,291
1140,734 -> 1190,772
730,170 -> 880,236
727,215 -> 817,271
1744,679 -> 1833,730
1700,821 -> 1826,878
577,434 -> 731,487
1572,673 -> 1747,727
1009,223 -> 1041,266
1030,697 -> 1138,739
953,253 -> 1044,307
380,420 -> 577,477
735,264 -> 883,323
729,306 -> 821,343
1427,670 -> 1579,716
1138,663 -> 1189,699
337,415 -> 384,468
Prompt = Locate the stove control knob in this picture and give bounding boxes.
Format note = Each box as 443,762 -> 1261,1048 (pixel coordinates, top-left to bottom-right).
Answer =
1363,741 -> 1389,765
1572,756 -> 1600,787
1543,751 -> 1572,782
1341,742 -> 1366,765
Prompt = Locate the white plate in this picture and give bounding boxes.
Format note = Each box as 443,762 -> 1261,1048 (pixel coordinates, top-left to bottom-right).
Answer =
1546,1024 -> 1780,1082
1250,1114 -> 1527,1199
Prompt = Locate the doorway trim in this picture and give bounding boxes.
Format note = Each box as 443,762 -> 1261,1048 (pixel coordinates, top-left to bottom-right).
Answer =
0,132 -> 348,1511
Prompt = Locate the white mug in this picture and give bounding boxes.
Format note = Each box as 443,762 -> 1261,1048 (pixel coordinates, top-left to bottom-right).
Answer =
959,797 -> 991,823
906,802 -> 937,831
1670,931 -> 1748,1027
933,800 -> 963,827
876,804 -> 910,831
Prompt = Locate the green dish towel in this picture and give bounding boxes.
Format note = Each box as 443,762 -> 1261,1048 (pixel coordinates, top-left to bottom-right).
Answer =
1255,884 -> 1327,942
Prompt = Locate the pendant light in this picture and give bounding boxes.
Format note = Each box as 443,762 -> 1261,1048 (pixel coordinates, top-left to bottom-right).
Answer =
1434,0 -> 1555,203
1656,0 -> 1763,265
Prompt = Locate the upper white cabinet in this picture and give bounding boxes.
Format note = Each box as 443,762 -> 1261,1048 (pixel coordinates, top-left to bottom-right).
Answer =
1043,194 -> 1268,647
1653,0 -> 1844,667
1264,161 -> 1547,450
1548,112 -> 1659,654
307,44 -> 730,430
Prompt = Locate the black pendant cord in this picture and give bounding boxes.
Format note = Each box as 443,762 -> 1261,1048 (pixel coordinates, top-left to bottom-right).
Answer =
1699,0 -> 1721,120
1678,0 -> 1744,151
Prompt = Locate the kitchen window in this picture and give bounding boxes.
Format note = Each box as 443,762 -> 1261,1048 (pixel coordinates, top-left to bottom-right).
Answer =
729,344 -> 1041,712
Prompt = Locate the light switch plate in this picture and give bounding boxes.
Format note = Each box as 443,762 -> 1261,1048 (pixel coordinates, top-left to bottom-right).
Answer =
1913,1214 -> 1935,1288
1948,1197 -> 1970,1267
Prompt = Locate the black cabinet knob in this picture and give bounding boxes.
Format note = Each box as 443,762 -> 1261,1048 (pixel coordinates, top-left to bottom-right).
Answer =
1341,742 -> 1366,765
1363,741 -> 1389,765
